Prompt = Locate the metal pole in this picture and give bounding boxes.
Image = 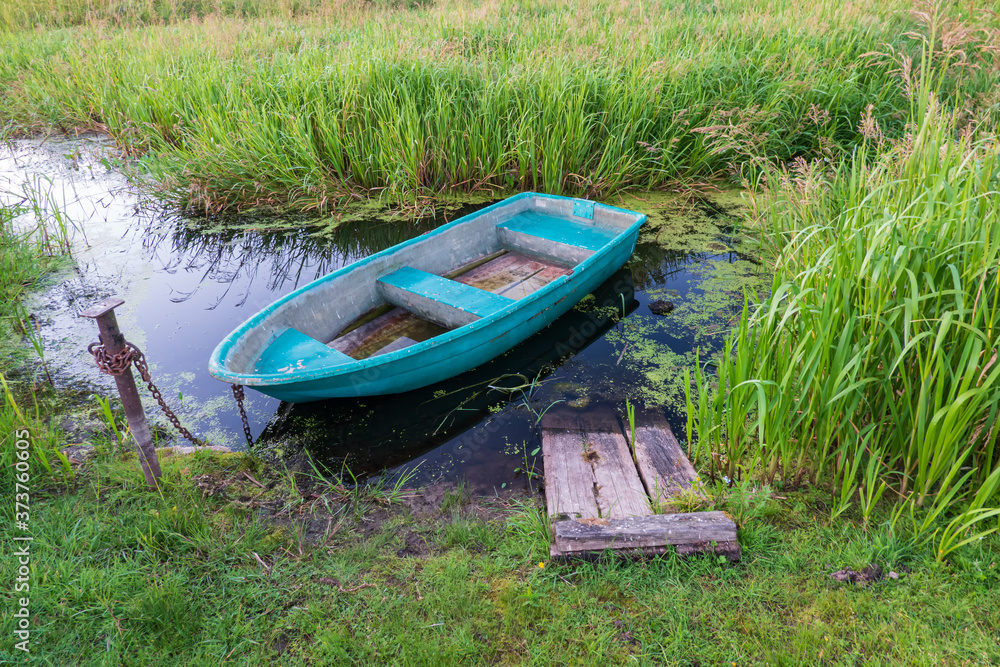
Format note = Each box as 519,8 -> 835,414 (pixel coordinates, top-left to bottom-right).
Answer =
80,297 -> 162,486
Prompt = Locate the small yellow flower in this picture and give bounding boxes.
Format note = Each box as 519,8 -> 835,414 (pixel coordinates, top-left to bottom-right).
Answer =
538,562 -> 545,569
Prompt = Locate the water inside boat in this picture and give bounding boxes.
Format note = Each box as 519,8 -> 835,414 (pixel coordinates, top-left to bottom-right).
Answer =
328,250 -> 574,360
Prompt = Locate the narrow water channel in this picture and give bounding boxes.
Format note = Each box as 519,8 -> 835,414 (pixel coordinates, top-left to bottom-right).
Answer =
1,135 -> 766,493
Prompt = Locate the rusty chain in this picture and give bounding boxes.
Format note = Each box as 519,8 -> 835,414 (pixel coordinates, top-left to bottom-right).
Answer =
88,341 -> 254,447
231,383 -> 254,447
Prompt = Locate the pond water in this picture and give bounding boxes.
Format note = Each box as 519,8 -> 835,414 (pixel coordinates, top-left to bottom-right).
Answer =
1,135 -> 767,493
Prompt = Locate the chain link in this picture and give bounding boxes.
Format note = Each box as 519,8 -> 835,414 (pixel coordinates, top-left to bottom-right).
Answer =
231,384 -> 254,447
89,340 -> 254,447
89,340 -> 209,447
87,342 -> 135,376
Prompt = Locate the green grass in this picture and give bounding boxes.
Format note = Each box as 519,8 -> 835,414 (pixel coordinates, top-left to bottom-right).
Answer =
0,175 -> 79,497
3,0 -> 983,213
687,14 -> 1000,552
0,187 -> 74,369
1,448 -> 998,665
0,0 -> 335,31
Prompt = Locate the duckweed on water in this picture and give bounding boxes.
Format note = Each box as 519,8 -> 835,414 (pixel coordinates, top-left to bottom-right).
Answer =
609,192 -> 769,412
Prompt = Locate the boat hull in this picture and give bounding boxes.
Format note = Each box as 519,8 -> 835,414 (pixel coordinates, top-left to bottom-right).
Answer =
209,193 -> 645,402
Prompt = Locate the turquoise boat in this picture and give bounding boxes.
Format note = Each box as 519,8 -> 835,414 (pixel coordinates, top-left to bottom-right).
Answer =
208,193 -> 646,402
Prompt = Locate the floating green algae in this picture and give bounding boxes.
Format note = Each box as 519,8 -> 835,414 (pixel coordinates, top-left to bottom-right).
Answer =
605,189 -> 770,412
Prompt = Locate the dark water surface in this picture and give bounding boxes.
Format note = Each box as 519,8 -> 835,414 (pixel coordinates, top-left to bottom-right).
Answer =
2,136 -> 765,493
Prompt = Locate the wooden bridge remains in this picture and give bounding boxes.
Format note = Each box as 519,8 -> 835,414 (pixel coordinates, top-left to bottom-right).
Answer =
541,405 -> 740,560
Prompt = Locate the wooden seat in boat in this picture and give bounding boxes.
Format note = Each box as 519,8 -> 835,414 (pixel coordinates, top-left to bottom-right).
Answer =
377,266 -> 515,328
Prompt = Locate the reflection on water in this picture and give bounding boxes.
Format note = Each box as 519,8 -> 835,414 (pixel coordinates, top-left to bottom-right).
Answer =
2,135 -> 766,493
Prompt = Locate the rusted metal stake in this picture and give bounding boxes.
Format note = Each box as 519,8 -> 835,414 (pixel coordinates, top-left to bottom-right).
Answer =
81,297 -> 162,486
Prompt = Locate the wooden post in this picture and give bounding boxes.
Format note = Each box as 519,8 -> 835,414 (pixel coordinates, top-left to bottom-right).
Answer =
80,297 -> 162,486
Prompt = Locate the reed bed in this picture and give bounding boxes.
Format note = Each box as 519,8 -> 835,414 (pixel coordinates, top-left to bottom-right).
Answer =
0,0 -> 330,30
687,8 -> 1000,556
0,0 -> 943,212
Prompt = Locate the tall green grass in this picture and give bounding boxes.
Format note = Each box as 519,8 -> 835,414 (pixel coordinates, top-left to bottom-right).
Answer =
0,0 -> 958,213
0,0 -> 336,31
0,189 -> 78,492
0,195 -> 72,355
0,375 -> 72,497
687,14 -> 1000,556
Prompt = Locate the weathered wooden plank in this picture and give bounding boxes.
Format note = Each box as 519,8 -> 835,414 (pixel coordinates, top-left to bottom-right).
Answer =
584,431 -> 651,519
551,540 -> 741,562
454,252 -> 570,300
540,407 -> 584,432
676,541 -> 742,562
328,307 -> 409,355
541,428 -> 599,520
542,406 -> 649,519
629,413 -> 703,509
573,404 -> 626,432
329,309 -> 446,360
541,404 -> 621,432
553,511 -> 737,554
542,407 -> 741,563
371,336 -> 419,357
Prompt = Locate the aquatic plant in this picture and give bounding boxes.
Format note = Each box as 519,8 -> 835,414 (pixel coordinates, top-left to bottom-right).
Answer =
0,193 -> 73,367
13,302 -> 53,387
687,10 -> 1000,554
95,395 -> 129,450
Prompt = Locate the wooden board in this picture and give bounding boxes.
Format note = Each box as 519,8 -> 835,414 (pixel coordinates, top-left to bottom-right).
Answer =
541,427 -> 601,520
541,408 -> 741,562
454,252 -> 570,300
585,431 -> 650,519
629,412 -> 703,509
553,511 -> 738,555
328,309 -> 447,359
541,406 -> 650,521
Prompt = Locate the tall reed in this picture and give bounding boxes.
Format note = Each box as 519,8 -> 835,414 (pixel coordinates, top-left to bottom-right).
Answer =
0,0 -> 951,213
687,15 -> 1000,550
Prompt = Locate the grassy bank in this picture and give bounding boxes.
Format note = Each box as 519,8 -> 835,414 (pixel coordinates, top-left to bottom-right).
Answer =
0,187 -> 74,367
4,0 -> 985,213
0,187 -> 77,498
1,445 -> 998,665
